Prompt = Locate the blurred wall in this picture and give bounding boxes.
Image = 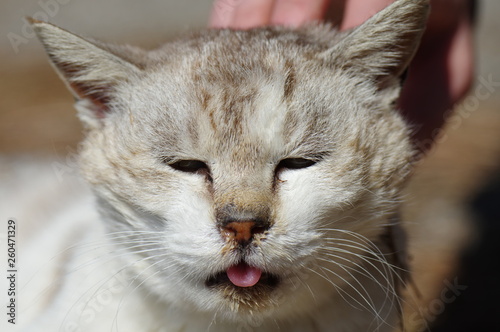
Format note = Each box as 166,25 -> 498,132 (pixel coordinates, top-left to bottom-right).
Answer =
1,0 -> 211,61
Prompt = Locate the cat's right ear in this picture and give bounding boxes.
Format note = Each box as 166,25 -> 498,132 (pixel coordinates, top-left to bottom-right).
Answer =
322,0 -> 430,92
29,18 -> 142,128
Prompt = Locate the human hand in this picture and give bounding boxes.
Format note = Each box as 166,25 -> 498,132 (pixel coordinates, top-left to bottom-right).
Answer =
209,0 -> 333,29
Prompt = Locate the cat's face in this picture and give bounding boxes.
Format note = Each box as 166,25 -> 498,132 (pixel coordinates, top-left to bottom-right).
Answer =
31,0 -> 429,324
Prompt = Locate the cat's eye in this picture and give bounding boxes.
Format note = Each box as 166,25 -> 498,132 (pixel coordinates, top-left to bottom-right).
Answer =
277,158 -> 316,170
169,160 -> 209,173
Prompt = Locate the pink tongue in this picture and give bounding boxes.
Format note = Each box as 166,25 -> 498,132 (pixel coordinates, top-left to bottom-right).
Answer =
226,262 -> 262,288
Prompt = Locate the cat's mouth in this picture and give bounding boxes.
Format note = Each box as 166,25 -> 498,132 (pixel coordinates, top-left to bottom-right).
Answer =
205,261 -> 280,289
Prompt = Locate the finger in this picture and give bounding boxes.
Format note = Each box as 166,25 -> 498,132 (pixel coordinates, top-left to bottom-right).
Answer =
446,13 -> 474,105
209,0 -> 243,28
341,0 -> 393,30
398,13 -> 474,143
270,0 -> 331,27
425,0 -> 474,104
210,0 -> 276,29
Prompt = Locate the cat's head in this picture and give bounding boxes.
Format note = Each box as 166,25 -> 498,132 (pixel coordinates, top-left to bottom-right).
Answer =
32,0 -> 429,324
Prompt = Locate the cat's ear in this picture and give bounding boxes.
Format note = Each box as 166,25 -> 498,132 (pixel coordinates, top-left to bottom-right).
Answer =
29,18 -> 142,128
323,0 -> 430,90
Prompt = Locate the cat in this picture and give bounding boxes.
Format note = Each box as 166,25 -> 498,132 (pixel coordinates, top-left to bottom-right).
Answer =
19,0 -> 429,331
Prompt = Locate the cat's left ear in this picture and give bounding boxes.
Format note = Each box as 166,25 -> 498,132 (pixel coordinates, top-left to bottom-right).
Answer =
29,18 -> 143,128
323,0 -> 430,92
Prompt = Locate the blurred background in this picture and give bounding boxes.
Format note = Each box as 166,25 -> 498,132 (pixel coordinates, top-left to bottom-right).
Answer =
1,0 -> 499,330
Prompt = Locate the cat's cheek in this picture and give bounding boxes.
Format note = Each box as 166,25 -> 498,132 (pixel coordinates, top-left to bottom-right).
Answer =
276,170 -> 340,228
158,179 -> 229,271
162,182 -> 215,237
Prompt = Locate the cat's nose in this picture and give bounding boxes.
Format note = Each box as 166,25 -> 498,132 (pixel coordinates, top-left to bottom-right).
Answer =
221,220 -> 267,245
